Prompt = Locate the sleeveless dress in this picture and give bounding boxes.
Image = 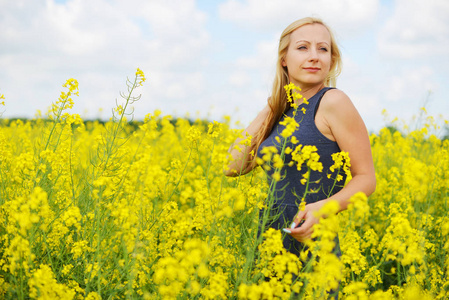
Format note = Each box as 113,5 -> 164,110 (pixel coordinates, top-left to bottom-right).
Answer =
257,87 -> 346,256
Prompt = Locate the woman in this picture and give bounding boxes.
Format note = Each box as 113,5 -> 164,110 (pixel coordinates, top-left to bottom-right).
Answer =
225,17 -> 375,255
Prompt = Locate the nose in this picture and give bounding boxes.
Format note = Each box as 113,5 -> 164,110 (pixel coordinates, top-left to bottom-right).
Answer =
309,47 -> 319,61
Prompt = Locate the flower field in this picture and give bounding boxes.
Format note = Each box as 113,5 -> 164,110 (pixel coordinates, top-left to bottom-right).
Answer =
0,71 -> 448,299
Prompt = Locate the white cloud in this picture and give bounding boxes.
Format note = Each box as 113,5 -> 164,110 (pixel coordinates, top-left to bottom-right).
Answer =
219,0 -> 380,38
0,0 -> 210,119
378,0 -> 449,59
213,38 -> 278,124
385,66 -> 437,102
235,39 -> 277,70
229,71 -> 251,87
1,0 -> 446,133
337,52 -> 442,131
232,39 -> 277,90
335,56 -> 385,132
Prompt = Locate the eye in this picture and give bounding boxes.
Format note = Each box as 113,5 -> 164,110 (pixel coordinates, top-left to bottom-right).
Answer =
320,47 -> 328,52
297,46 -> 307,50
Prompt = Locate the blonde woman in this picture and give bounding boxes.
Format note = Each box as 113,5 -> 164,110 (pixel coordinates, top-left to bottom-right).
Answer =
225,17 -> 375,258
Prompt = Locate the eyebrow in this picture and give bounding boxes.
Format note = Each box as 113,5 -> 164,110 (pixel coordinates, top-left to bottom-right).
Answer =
295,40 -> 330,47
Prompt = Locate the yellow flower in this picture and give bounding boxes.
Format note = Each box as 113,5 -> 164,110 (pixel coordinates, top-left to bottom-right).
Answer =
136,67 -> 146,86
0,73 -> 448,299
207,120 -> 222,138
291,144 -> 323,172
29,264 -> 76,299
284,82 -> 304,103
85,291 -> 102,300
279,116 -> 299,138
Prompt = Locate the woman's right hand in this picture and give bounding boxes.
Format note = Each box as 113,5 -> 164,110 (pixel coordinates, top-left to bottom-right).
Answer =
282,200 -> 325,242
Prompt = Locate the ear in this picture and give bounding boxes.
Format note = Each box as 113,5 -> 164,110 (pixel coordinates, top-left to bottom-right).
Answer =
281,59 -> 287,67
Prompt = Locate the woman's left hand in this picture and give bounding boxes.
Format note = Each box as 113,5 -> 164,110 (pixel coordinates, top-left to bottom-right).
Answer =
283,200 -> 325,242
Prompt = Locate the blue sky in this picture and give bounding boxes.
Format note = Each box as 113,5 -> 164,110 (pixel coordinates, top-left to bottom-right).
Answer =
1,0 -> 448,133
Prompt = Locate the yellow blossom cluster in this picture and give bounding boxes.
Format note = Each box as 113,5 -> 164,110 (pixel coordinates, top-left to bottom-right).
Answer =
279,116 -> 299,138
136,68 -> 146,86
0,72 -> 448,299
291,144 -> 323,172
284,82 -> 309,114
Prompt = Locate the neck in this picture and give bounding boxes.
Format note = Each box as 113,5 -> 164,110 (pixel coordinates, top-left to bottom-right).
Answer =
300,83 -> 325,101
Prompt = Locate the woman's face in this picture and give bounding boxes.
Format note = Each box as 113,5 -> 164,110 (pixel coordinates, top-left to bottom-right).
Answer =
282,23 -> 332,89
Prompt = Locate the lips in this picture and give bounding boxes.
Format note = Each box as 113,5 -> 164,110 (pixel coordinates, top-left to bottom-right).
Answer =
303,67 -> 320,72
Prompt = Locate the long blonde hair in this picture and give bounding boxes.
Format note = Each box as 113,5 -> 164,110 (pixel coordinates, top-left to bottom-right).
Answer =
249,17 -> 342,164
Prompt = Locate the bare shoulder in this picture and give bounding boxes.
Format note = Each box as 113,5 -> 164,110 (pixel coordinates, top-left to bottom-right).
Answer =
320,89 -> 360,121
321,89 -> 354,110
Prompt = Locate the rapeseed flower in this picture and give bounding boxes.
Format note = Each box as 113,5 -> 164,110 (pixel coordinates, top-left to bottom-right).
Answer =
291,144 -> 323,172
136,68 -> 146,86
0,72 -> 447,298
29,264 -> 76,299
279,116 -> 299,138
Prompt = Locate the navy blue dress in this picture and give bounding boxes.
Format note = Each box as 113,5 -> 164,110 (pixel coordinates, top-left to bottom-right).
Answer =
257,87 -> 346,256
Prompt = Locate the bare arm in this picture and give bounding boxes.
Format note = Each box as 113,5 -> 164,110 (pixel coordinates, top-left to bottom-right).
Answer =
318,89 -> 376,210
288,90 -> 376,240
224,104 -> 271,177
